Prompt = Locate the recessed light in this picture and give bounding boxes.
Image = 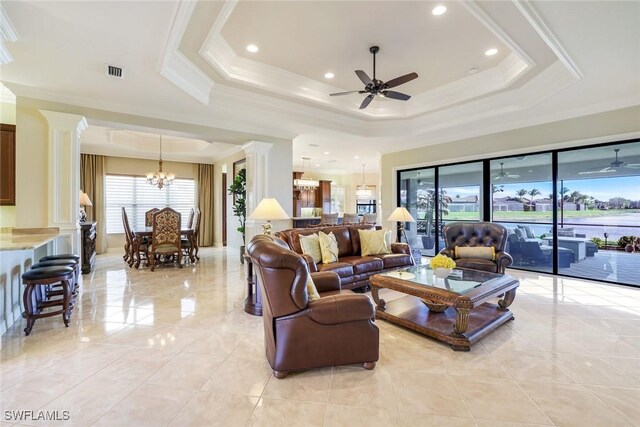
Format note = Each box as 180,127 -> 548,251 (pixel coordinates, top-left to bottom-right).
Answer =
485,48 -> 498,56
246,44 -> 259,53
354,156 -> 359,159
324,151 -> 330,155
432,5 -> 447,15
315,164 -> 320,167
324,72 -> 334,79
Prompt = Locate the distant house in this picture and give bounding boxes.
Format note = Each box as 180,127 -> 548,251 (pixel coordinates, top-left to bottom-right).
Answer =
533,198 -> 553,211
449,195 -> 479,212
493,197 -> 524,212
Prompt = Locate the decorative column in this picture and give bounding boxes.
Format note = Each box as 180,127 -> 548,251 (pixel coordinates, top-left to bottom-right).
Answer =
39,110 -> 87,254
242,141 -> 273,244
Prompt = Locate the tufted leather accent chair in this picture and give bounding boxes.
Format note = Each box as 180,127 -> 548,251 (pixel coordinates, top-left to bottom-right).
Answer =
439,222 -> 513,274
247,234 -> 379,378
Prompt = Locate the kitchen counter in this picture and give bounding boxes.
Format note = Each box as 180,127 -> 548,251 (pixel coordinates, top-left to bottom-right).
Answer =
0,233 -> 60,252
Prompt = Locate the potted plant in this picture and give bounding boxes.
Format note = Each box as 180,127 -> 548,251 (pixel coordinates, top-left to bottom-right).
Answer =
228,168 -> 246,263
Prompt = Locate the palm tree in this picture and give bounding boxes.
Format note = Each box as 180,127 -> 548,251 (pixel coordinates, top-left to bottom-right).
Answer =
528,188 -> 541,210
515,189 -> 528,202
569,191 -> 582,204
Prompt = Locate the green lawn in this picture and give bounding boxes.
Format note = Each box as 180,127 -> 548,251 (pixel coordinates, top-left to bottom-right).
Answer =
416,209 -> 639,222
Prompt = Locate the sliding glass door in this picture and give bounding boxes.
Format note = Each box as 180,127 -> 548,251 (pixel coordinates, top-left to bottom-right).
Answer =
557,142 -> 640,286
397,138 -> 640,287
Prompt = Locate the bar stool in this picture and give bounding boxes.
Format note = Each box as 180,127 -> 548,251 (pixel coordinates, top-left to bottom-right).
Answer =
40,255 -> 81,281
21,266 -> 75,336
31,260 -> 79,301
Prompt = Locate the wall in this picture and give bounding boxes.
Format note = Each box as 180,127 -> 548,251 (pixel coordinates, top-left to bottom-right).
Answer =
14,97 -> 49,228
103,155 -> 198,250
380,105 -> 640,231
0,101 -> 16,227
308,172 -> 379,215
213,150 -> 246,248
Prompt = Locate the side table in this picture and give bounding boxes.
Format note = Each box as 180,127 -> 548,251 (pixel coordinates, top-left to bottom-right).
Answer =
243,254 -> 262,316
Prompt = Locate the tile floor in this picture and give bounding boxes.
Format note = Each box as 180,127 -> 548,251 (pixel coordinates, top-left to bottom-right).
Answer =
1,248 -> 639,426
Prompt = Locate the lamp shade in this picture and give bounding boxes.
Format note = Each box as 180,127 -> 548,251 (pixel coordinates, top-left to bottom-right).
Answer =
387,207 -> 415,223
79,191 -> 93,207
248,198 -> 289,220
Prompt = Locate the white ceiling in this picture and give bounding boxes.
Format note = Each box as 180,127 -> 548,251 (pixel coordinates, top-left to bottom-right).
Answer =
1,1 -> 639,174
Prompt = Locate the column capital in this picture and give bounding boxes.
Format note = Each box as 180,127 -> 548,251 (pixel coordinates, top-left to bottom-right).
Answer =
39,110 -> 88,133
242,141 -> 273,155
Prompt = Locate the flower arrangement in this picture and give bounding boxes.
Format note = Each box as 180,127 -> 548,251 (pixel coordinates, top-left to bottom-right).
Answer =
430,254 -> 456,270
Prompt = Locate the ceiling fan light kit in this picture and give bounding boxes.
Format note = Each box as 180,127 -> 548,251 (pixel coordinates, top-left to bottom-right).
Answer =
330,46 -> 418,110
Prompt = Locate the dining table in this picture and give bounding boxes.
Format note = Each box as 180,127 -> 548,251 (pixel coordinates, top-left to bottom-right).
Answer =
132,226 -> 197,265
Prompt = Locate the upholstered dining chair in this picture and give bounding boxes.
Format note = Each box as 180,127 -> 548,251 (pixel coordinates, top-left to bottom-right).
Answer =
362,213 -> 377,224
320,213 -> 339,226
186,207 -> 195,229
145,208 -> 159,227
148,207 -> 182,271
247,234 -> 379,378
343,213 -> 359,225
439,222 -> 513,274
122,207 -> 147,268
182,207 -> 201,262
122,207 -> 132,264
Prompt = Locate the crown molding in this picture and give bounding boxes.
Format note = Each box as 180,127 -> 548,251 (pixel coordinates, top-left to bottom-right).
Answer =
513,0 -> 584,80
159,0 -> 214,104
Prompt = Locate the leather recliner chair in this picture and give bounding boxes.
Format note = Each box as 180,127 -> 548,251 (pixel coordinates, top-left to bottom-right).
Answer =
439,222 -> 513,274
247,234 -> 379,379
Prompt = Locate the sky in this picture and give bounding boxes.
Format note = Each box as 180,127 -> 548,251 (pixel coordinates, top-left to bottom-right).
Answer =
493,176 -> 639,201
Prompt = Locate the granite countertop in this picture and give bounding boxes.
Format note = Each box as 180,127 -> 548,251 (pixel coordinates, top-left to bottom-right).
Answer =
0,233 -> 60,252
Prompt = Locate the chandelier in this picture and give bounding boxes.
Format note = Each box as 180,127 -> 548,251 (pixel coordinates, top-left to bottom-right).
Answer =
146,135 -> 175,189
355,164 -> 373,198
294,157 -> 319,191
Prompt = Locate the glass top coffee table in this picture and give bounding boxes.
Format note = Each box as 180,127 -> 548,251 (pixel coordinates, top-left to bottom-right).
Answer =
370,265 -> 519,351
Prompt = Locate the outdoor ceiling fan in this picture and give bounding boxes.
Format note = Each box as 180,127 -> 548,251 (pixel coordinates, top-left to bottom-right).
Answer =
579,148 -> 640,175
494,162 -> 520,180
329,46 -> 418,110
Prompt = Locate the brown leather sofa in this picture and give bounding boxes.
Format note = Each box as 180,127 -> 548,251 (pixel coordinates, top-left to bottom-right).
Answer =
439,222 -> 513,274
247,234 -> 379,378
275,224 -> 413,290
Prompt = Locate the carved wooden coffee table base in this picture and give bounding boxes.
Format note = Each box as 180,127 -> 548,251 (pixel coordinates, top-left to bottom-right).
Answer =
371,269 -> 518,351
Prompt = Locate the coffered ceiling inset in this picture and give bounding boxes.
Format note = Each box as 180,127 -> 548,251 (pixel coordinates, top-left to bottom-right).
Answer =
198,0 -> 537,118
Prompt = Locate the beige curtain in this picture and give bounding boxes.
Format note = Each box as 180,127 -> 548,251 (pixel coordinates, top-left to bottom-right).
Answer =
196,163 -> 214,246
80,154 -> 107,254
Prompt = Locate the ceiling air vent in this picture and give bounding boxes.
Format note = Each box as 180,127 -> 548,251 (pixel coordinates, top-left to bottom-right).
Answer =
105,64 -> 124,79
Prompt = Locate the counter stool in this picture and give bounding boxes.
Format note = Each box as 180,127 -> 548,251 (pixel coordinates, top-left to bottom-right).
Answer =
40,255 -> 81,280
31,260 -> 79,300
21,266 -> 75,336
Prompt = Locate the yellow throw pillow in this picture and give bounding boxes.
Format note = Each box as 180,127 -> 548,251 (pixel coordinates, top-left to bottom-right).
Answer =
307,275 -> 321,302
299,233 -> 322,264
318,231 -> 339,264
359,229 -> 392,256
455,246 -> 495,261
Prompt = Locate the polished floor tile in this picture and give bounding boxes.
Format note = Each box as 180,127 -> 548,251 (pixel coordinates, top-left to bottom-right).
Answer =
0,248 -> 639,426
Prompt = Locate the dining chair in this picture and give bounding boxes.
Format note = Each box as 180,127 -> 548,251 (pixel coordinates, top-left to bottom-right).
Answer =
182,207 -> 201,262
148,207 -> 182,271
145,208 -> 159,227
122,207 -> 147,268
122,207 -> 131,264
186,207 -> 195,229
343,213 -> 359,225
362,213 -> 377,224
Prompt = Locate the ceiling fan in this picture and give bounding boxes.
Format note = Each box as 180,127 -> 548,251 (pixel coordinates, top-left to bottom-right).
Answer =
494,162 -> 520,180
579,148 -> 640,175
329,46 -> 418,110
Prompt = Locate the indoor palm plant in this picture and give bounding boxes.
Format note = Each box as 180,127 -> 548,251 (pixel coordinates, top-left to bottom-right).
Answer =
228,168 -> 247,262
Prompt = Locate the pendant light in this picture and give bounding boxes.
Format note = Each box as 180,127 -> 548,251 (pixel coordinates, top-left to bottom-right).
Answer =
355,164 -> 373,198
294,157 -> 319,191
146,135 -> 175,189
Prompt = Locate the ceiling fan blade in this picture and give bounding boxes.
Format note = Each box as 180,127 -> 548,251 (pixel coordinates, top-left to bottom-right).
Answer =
382,90 -> 411,101
359,94 -> 374,110
330,91 -> 363,96
355,70 -> 373,86
384,72 -> 418,89
507,174 -> 521,179
626,164 -> 640,168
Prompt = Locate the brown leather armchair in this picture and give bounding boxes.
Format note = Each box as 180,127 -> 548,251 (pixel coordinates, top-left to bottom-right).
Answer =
247,234 -> 379,379
439,222 -> 513,274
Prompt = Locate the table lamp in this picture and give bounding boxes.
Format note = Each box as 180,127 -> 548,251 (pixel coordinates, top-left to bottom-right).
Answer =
79,190 -> 93,223
248,198 -> 290,235
387,207 -> 416,243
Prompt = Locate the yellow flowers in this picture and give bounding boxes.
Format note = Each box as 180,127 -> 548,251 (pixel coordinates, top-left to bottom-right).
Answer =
430,254 -> 456,270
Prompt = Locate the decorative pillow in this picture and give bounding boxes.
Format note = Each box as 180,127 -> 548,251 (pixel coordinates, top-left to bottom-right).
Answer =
358,229 -> 392,256
455,246 -> 495,260
299,233 -> 322,264
518,225 -> 535,239
306,275 -> 320,302
558,228 -> 575,237
318,231 -> 339,264
513,228 -> 525,241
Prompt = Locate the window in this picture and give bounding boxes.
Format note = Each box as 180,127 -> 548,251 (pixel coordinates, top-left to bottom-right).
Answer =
105,175 -> 195,233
